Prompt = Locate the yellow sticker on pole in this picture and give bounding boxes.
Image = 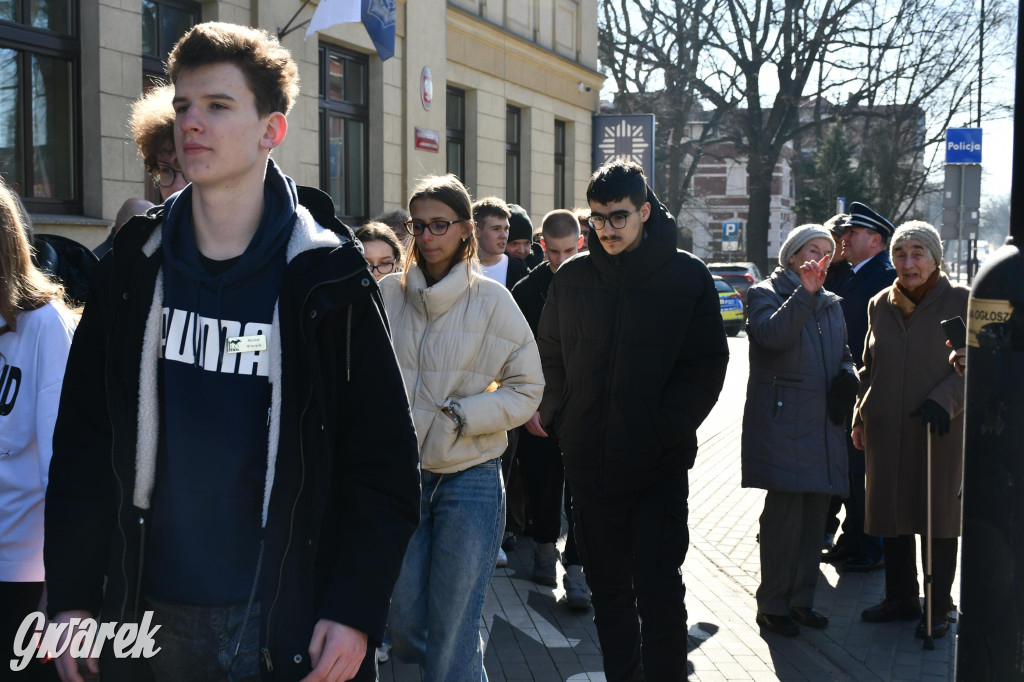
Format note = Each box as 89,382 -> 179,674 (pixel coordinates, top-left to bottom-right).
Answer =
967,297 -> 1014,348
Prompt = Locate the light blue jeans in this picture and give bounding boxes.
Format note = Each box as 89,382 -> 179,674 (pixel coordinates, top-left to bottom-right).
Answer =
389,458 -> 505,681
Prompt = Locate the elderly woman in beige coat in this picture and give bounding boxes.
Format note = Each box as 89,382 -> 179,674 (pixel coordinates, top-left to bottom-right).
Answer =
852,221 -> 968,639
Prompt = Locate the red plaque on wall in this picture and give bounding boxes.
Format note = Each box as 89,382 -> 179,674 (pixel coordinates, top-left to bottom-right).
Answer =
415,127 -> 439,153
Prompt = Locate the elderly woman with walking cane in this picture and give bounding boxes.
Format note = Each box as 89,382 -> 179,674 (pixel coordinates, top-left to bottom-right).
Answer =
853,221 -> 969,639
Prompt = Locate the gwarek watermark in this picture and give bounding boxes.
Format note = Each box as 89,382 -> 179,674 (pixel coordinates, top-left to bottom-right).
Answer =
9,612 -> 161,672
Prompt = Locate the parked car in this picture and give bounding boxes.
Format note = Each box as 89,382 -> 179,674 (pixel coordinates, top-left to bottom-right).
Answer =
714,275 -> 744,337
707,262 -> 763,303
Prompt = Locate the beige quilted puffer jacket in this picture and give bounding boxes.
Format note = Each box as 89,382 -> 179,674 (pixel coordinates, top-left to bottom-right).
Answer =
379,262 -> 544,474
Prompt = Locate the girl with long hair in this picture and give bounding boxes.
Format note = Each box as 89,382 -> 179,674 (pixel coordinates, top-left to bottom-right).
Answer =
0,179 -> 76,681
379,175 -> 543,679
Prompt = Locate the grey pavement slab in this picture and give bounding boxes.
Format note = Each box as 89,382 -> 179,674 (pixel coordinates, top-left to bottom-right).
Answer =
380,335 -> 959,680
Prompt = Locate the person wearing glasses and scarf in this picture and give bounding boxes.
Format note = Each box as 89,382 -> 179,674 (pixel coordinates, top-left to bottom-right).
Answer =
378,174 -> 543,680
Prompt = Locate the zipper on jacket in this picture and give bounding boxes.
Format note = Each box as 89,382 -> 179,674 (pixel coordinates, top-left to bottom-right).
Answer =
108,381 -> 131,623
133,516 -> 147,621
265,271 -> 356,662
816,321 -> 834,492
599,281 -> 627,493
261,647 -> 274,673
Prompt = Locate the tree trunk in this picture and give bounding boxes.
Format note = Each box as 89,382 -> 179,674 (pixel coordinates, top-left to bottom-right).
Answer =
746,153 -> 774,274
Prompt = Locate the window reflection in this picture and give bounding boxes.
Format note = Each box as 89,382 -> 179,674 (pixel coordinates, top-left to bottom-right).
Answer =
31,54 -> 74,198
31,0 -> 72,34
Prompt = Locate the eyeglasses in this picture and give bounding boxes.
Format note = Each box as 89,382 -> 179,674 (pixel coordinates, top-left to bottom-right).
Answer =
152,165 -> 186,189
589,209 -> 638,230
367,261 -> 396,275
404,219 -> 470,237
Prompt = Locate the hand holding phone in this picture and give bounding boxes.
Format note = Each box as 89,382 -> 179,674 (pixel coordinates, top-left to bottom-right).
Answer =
941,316 -> 967,350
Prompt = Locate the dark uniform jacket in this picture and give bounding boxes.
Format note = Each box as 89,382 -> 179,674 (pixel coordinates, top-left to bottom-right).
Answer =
44,186 -> 421,681
831,252 -> 896,367
536,187 -> 729,498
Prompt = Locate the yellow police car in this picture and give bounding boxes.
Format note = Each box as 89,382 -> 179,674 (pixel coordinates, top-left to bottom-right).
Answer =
714,275 -> 744,336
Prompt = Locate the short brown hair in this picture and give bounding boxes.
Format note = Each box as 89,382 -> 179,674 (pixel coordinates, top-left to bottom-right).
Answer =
167,22 -> 300,117
129,84 -> 176,173
356,221 -> 404,269
472,197 -> 511,226
541,209 -> 580,240
403,175 -> 477,287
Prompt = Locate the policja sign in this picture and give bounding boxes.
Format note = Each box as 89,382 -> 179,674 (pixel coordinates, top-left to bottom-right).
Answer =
945,128 -> 982,164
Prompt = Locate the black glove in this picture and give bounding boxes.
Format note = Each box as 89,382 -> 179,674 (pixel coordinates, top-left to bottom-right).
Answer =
827,371 -> 859,427
829,370 -> 860,399
910,399 -> 951,436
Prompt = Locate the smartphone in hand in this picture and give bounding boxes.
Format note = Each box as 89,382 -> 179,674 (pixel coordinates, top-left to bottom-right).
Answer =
941,316 -> 967,349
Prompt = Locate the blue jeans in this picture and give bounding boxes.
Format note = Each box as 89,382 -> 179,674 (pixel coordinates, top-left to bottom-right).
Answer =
389,458 -> 504,681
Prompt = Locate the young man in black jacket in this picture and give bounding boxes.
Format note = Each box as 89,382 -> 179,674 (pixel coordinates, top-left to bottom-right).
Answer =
511,210 -> 588,607
538,160 -> 729,680
44,23 -> 420,682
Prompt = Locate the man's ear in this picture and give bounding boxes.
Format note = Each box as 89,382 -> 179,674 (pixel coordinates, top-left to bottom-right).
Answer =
540,236 -> 547,251
577,234 -> 585,249
261,112 -> 288,150
640,201 -> 652,222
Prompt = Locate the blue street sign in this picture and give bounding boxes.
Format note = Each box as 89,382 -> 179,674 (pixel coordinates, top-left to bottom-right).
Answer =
722,221 -> 740,251
945,128 -> 982,164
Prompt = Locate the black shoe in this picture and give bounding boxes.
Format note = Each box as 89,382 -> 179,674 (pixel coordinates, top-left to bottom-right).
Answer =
790,607 -> 829,629
501,531 -> 518,552
915,613 -> 949,639
821,544 -> 853,563
756,612 -> 799,636
861,597 -> 922,623
842,556 -> 885,573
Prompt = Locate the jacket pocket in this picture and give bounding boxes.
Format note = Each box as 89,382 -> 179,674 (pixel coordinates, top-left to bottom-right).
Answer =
421,410 -> 464,470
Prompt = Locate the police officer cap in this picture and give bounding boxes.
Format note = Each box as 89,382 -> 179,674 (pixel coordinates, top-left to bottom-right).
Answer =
839,202 -> 895,239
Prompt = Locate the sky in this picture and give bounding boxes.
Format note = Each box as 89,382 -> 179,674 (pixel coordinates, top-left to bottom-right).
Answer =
982,119 -> 1013,202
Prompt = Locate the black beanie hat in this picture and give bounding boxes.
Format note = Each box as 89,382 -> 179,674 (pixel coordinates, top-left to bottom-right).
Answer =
507,204 -> 534,242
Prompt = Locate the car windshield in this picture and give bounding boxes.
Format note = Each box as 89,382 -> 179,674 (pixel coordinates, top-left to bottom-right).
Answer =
714,280 -> 736,293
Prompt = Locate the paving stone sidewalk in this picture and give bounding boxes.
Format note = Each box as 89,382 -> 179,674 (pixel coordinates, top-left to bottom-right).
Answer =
381,336 -> 960,680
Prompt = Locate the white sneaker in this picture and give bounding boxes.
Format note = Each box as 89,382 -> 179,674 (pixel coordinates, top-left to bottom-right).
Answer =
375,641 -> 391,663
496,547 -> 508,568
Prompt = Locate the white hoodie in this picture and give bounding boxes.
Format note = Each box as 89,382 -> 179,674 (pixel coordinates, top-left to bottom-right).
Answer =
0,301 -> 75,582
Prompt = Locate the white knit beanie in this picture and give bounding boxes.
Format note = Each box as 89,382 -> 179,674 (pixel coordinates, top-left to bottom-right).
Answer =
780,224 -> 835,268
891,221 -> 943,267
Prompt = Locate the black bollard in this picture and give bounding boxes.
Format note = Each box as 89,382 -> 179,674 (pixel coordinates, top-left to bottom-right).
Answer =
954,1 -> 1024,677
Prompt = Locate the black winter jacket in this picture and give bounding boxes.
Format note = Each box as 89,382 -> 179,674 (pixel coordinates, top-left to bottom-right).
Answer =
536,188 -> 729,497
44,186 -> 421,681
511,261 -> 554,337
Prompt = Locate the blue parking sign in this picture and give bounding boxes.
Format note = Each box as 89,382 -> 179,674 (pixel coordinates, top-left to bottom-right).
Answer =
945,128 -> 982,164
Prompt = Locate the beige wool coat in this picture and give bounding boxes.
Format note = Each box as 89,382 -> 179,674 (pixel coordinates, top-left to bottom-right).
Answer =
853,275 -> 969,538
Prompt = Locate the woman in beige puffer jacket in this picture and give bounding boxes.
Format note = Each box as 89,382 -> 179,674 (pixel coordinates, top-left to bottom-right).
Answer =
379,175 -> 543,680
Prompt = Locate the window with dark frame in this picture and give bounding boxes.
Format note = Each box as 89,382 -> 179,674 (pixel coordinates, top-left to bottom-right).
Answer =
319,44 -> 369,223
446,86 -> 465,182
554,119 -> 566,209
140,0 -> 199,203
505,105 -> 521,205
0,1 -> 80,214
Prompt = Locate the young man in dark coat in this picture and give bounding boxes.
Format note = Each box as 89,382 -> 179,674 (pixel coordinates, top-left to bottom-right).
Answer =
821,201 -> 897,573
43,23 -> 420,682
537,160 -> 729,680
511,209 -> 589,608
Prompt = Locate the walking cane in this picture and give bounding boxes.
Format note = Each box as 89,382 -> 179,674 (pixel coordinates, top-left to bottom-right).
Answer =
923,427 -> 935,651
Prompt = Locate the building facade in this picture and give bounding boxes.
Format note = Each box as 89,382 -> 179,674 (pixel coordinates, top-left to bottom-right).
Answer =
679,131 -> 796,264
10,0 -> 602,247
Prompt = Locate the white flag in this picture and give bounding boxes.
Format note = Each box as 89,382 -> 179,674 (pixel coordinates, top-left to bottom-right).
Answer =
306,0 -> 361,37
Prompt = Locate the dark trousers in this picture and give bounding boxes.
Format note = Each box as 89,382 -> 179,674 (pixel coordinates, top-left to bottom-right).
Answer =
500,429 -> 527,535
829,436 -> 884,560
757,491 -> 831,615
572,475 -> 689,682
516,428 -> 565,544
562,477 -> 580,566
0,582 -> 60,681
883,534 -> 958,612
